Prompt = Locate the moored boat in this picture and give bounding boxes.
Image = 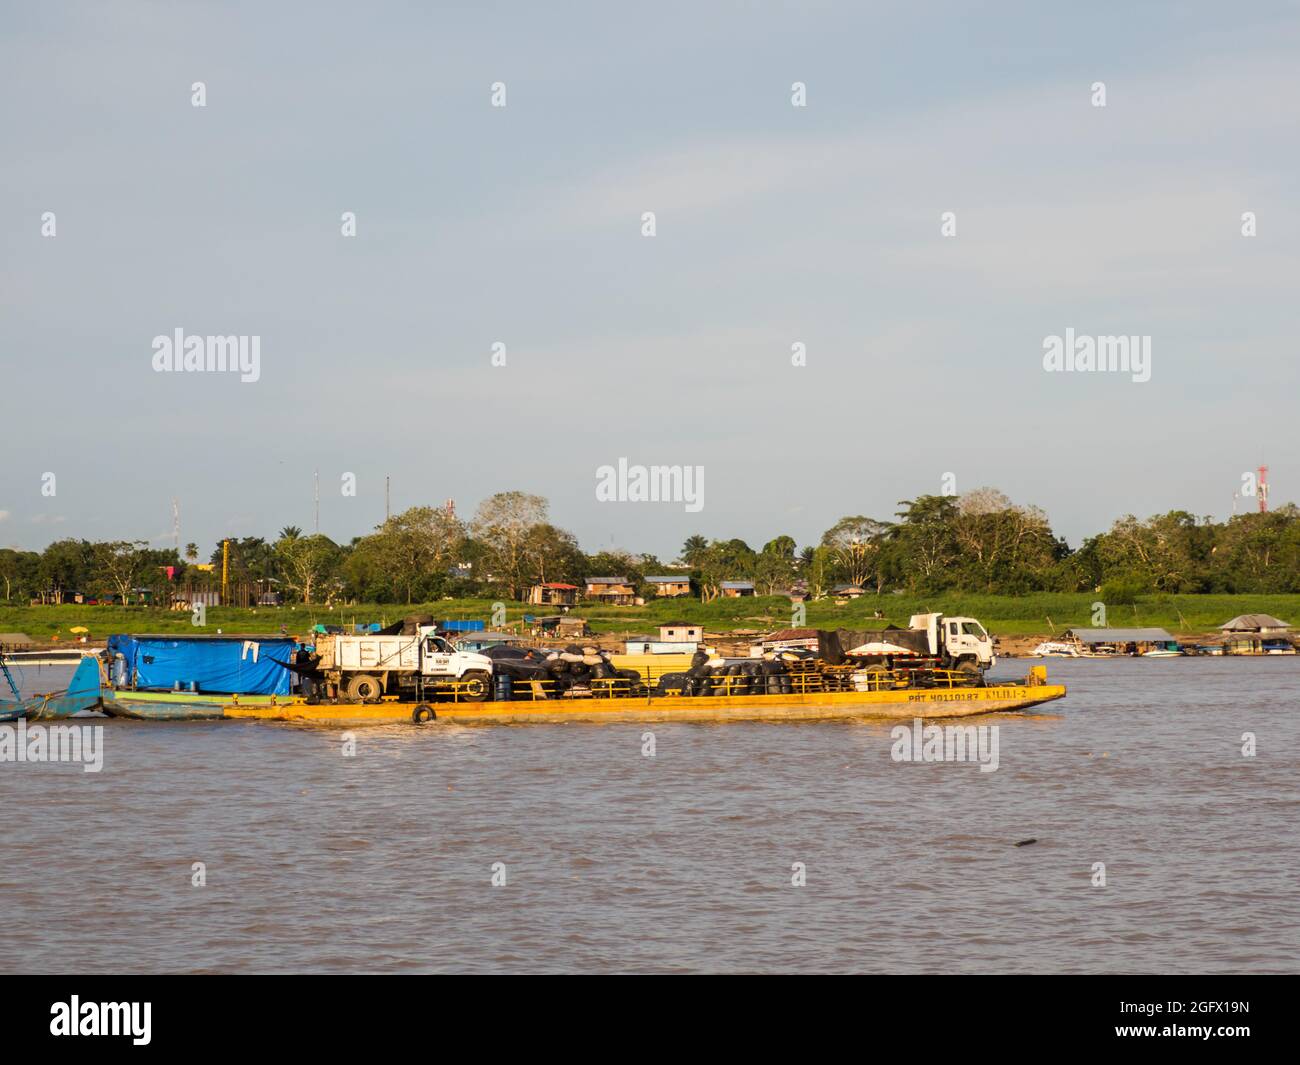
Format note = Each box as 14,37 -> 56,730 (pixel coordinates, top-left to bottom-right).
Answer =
0,655 -> 104,721
1031,640 -> 1081,657
101,666 -> 1066,726
101,688 -> 288,720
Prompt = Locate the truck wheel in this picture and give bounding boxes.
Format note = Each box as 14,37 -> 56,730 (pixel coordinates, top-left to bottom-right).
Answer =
411,704 -> 436,724
347,674 -> 383,703
459,671 -> 491,702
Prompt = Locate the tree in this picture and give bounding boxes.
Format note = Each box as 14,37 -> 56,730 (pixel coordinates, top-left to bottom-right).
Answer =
762,535 -> 797,559
184,542 -> 199,564
753,550 -> 796,595
681,535 -> 709,567
0,548 -> 40,601
371,506 -> 465,603
210,538 -> 277,583
38,539 -> 95,601
471,492 -> 549,598
949,489 -> 1057,593
889,496 -> 959,591
91,540 -> 150,604
821,516 -> 888,588
694,539 -> 757,601
275,533 -> 341,604
522,523 -> 585,587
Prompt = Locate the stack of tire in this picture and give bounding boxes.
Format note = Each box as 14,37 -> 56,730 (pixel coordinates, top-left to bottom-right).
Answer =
543,644 -> 642,697
653,651 -> 795,697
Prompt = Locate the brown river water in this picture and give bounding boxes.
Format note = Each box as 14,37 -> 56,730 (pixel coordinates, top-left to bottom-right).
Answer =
1,657 -> 1297,973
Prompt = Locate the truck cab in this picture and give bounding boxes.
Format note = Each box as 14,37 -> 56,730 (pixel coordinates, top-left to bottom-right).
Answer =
909,613 -> 996,673
943,617 -> 996,671
417,628 -> 493,680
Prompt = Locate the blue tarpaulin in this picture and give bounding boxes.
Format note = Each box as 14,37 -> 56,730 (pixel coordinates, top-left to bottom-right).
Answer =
106,635 -> 297,695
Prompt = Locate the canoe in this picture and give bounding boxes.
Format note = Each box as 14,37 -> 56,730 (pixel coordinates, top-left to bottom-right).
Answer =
101,688 -> 283,721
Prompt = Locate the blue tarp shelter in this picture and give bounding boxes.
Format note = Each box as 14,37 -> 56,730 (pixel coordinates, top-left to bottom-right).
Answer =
106,634 -> 297,695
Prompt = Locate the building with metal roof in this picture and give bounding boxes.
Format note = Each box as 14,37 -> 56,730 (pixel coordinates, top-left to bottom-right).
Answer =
719,580 -> 756,597
1218,614 -> 1290,633
1064,627 -> 1177,645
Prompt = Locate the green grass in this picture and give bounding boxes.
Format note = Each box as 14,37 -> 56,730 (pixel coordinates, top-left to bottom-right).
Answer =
2,592 -> 1297,643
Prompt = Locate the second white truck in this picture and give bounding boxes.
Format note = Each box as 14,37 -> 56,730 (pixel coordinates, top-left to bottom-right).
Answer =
313,627 -> 494,702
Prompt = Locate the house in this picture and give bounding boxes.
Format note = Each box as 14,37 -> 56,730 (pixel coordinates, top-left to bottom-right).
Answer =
532,615 -> 590,639
1220,614 -> 1290,635
658,622 -> 703,644
1218,614 -> 1293,655
645,575 -> 692,597
585,576 -> 637,605
831,584 -> 866,599
719,580 -> 755,598
527,582 -> 579,606
623,631 -> 702,654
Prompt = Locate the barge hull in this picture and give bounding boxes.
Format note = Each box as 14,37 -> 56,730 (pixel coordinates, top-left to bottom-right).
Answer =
219,682 -> 1067,726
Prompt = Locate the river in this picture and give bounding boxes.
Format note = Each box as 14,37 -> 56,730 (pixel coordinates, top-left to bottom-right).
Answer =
1,657 -> 1296,973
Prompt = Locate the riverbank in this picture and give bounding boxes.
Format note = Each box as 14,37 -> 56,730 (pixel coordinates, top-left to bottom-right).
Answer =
2,593 -> 1296,649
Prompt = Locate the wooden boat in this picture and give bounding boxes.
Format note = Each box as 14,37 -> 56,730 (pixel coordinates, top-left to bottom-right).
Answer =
101,688 -> 281,720
0,656 -> 104,721
104,666 -> 1066,726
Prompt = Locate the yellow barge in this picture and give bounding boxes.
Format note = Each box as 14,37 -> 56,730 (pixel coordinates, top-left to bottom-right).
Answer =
211,667 -> 1065,727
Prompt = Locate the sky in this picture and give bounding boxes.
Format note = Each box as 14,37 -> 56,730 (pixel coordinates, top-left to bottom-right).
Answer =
2,1 -> 1298,560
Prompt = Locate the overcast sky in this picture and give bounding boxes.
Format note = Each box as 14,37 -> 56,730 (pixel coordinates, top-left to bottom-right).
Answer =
3,1 -> 1297,559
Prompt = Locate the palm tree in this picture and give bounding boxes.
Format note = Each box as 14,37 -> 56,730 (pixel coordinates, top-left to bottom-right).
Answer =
184,542 -> 199,563
279,525 -> 302,541
681,535 -> 708,567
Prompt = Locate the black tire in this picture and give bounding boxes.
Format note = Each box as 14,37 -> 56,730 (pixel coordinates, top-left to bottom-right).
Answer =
411,704 -> 436,724
459,670 -> 491,702
347,674 -> 383,704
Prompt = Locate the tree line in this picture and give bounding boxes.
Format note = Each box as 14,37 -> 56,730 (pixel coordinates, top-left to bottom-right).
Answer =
3,488 -> 1300,606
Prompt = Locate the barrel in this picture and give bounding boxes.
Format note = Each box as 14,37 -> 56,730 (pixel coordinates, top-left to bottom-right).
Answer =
493,674 -> 513,702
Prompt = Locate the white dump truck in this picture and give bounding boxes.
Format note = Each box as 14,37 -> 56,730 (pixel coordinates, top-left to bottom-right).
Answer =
840,613 -> 996,674
313,627 -> 494,702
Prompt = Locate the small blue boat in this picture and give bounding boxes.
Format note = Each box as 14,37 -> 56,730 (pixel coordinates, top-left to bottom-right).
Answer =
0,655 -> 104,721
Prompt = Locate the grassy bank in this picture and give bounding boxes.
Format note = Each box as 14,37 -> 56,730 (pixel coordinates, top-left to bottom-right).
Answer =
2,593 -> 1297,644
